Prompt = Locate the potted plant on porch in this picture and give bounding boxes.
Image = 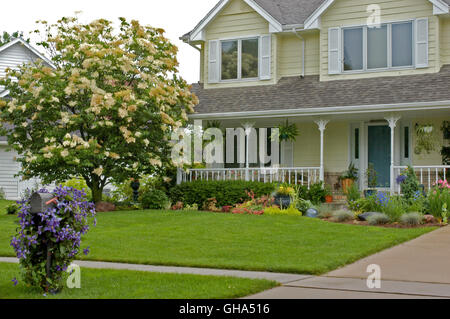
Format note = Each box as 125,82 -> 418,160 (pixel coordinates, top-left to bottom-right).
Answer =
339,163 -> 358,193
324,184 -> 333,203
364,163 -> 378,197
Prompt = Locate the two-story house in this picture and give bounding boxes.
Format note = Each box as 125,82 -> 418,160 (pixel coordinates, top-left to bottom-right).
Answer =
180,0 -> 450,194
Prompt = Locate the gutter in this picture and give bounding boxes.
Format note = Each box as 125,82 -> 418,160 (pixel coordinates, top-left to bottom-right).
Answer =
291,28 -> 305,78
188,100 -> 450,120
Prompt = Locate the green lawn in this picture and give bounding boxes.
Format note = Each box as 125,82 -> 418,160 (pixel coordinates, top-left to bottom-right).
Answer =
0,262 -> 276,299
0,210 -> 436,275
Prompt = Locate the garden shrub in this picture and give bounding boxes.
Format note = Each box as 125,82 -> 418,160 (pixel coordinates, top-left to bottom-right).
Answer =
295,199 -> 313,214
111,175 -> 160,203
317,204 -> 333,218
169,181 -> 276,208
10,186 -> 96,292
345,182 -> 361,204
140,189 -> 169,210
397,166 -> 421,200
62,177 -> 92,201
6,203 -> 19,215
0,187 -> 5,200
427,181 -> 450,219
380,195 -> 405,222
367,213 -> 390,225
400,212 -> 424,226
305,182 -> 327,205
331,210 -> 354,222
263,205 -> 302,216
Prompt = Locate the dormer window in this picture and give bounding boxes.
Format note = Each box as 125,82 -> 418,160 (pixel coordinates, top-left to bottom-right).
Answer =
221,38 -> 259,80
329,18 -> 428,74
342,21 -> 414,72
208,35 -> 271,83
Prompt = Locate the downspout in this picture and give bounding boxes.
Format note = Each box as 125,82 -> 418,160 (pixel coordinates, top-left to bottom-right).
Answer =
291,28 -> 305,78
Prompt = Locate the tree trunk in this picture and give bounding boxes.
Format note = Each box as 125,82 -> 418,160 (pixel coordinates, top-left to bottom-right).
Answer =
91,181 -> 103,204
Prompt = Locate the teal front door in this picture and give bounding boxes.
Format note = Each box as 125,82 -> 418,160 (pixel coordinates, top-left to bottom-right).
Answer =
368,126 -> 391,188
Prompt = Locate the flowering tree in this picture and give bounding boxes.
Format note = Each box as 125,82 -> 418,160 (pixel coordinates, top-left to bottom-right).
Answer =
11,186 -> 96,292
0,17 -> 198,202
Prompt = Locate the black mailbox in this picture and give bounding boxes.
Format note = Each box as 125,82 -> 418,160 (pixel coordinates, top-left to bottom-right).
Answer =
30,192 -> 57,214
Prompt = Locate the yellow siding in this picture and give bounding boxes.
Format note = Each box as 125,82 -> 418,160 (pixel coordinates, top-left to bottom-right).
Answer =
320,0 -> 440,81
203,0 -> 277,89
412,118 -> 448,166
440,17 -> 450,66
293,122 -> 349,172
277,32 -> 320,78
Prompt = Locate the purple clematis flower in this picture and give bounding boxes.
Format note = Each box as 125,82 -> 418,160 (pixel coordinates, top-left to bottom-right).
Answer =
11,278 -> 18,286
83,247 -> 90,256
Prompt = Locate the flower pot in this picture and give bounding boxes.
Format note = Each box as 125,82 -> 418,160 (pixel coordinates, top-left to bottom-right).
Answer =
325,195 -> 333,203
341,178 -> 354,193
274,195 -> 291,209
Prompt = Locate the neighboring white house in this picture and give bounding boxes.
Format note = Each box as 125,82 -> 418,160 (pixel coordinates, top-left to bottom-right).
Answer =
0,38 -> 54,200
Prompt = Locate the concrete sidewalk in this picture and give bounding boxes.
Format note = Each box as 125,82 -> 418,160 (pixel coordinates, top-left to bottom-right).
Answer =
247,226 -> 450,299
0,257 -> 310,284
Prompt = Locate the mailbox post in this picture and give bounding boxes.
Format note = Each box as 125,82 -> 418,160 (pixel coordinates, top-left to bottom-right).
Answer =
30,192 -> 58,292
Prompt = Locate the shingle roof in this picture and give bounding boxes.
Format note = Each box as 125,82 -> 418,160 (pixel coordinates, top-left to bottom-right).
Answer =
253,0 -> 326,26
190,65 -> 450,114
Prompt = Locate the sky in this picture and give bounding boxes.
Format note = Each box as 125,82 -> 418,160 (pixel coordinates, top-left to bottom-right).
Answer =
0,0 -> 216,84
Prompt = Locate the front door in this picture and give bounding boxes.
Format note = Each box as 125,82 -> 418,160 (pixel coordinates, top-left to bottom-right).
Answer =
368,125 -> 391,188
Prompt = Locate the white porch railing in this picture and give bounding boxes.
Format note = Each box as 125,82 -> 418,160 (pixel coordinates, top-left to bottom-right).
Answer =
393,165 -> 450,193
177,167 -> 321,188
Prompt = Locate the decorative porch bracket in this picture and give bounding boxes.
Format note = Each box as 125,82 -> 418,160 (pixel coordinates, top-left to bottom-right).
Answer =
385,116 -> 401,195
315,119 -> 330,183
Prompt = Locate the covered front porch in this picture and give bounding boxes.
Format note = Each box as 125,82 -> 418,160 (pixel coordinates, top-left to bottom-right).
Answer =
179,105 -> 449,194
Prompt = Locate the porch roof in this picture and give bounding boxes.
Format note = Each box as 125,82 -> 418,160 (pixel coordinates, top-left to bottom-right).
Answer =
190,65 -> 450,117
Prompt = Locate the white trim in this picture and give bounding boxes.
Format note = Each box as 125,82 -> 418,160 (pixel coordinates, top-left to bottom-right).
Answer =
0,90 -> 9,98
189,100 -> 450,120
189,0 -> 282,42
303,0 -> 448,30
304,0 -> 334,30
430,0 -> 450,13
0,38 -> 55,68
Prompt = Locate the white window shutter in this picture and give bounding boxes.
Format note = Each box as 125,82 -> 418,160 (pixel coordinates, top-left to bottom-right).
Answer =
259,35 -> 271,80
208,40 -> 220,83
281,141 -> 294,168
415,18 -> 428,68
328,27 -> 341,74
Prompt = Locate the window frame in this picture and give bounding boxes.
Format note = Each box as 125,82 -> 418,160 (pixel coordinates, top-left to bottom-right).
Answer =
219,36 -> 260,82
341,20 -> 415,74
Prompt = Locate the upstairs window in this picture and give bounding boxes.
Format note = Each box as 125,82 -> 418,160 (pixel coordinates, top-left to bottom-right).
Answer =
342,21 -> 414,72
221,38 -> 259,81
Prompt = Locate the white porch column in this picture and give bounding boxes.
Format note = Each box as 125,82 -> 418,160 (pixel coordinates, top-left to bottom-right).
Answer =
385,116 -> 401,195
315,120 -> 330,183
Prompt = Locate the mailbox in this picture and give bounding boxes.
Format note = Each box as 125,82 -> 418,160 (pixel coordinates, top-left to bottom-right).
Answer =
30,192 -> 57,214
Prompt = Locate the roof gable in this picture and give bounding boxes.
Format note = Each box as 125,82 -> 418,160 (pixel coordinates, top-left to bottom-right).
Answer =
184,0 -> 450,41
188,0 -> 283,41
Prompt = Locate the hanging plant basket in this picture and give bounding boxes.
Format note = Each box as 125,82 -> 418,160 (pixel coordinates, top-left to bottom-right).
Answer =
414,124 -> 439,155
442,121 -> 450,140
271,120 -> 299,142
